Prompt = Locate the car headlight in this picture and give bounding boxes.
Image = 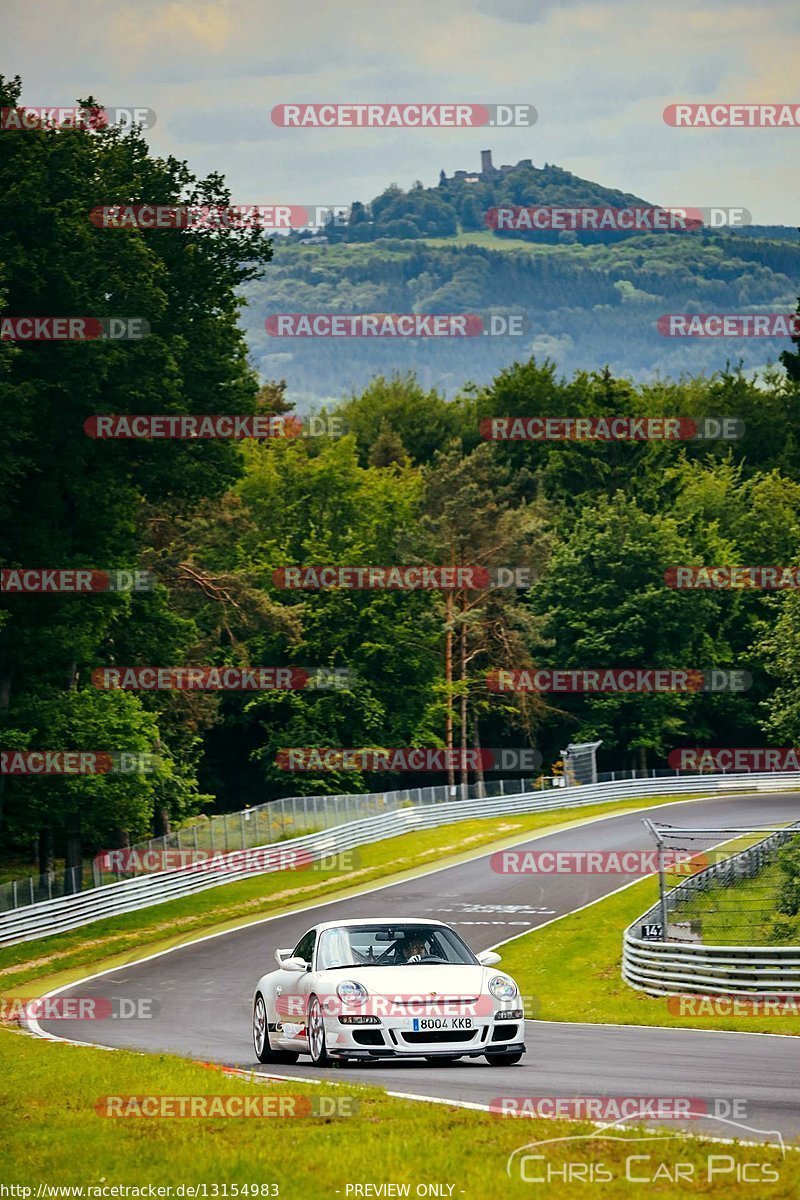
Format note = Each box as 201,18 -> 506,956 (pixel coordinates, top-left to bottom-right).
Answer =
336,980 -> 368,1007
488,975 -> 518,1001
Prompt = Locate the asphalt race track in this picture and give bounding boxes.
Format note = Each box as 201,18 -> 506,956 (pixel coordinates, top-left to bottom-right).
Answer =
36,792 -> 800,1143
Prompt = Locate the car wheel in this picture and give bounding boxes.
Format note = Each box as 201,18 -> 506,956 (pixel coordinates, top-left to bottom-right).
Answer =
485,1051 -> 523,1066
307,995 -> 332,1067
425,1056 -> 461,1064
253,994 -> 299,1065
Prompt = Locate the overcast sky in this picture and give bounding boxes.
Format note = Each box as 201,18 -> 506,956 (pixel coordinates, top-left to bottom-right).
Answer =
5,0 -> 798,223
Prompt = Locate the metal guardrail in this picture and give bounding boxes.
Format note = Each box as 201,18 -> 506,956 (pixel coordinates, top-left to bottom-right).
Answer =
2,765 -> 778,913
2,770 -> 799,947
623,823 -> 800,996
0,776 -> 544,912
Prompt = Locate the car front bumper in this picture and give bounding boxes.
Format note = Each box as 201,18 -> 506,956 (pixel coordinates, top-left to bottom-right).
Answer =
322,1014 -> 526,1059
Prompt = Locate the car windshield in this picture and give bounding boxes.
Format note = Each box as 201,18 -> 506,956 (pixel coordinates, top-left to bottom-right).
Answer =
316,924 -> 478,969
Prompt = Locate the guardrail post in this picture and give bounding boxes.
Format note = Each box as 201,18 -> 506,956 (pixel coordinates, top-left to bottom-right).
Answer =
643,818 -> 669,941
12,880 -> 17,909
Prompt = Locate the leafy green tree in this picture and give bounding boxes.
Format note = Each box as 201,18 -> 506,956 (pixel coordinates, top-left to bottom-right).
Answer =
1,690 -> 165,886
759,594 -> 800,745
780,293 -> 800,383
0,72 -> 272,859
339,375 -> 463,466
527,493 -> 740,769
200,436 -> 442,799
417,443 -> 551,785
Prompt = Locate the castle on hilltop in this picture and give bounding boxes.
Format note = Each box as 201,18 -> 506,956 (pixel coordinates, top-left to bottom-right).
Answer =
440,149 -> 534,185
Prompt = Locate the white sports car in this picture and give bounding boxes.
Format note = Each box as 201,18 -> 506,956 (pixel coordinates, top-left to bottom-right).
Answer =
252,918 -> 526,1066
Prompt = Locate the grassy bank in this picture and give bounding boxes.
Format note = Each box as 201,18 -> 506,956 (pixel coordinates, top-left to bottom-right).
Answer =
676,859 -> 785,945
0,1027 -> 792,1197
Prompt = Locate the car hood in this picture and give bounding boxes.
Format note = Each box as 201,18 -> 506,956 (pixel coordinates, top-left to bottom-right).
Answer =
322,963 -> 491,998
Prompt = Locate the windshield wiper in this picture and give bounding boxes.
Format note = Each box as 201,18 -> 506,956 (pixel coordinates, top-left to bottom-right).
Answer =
323,962 -> 384,969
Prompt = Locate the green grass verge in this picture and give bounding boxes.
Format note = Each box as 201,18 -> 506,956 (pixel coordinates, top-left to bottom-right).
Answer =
1,1027 -> 793,1195
0,792 -> 710,995
499,872 -> 800,1035
677,859 -> 784,945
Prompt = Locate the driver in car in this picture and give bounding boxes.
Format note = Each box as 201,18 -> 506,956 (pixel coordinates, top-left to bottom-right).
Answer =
398,935 -> 428,963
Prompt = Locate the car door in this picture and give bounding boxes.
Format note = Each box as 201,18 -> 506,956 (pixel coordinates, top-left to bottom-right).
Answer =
273,928 -> 316,1051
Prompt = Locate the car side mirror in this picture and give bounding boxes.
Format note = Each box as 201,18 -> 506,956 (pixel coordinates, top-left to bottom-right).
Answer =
478,950 -> 501,966
283,956 -> 309,972
274,947 -> 294,967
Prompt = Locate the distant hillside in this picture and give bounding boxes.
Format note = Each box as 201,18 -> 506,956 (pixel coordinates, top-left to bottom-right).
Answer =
240,157 -> 800,406
310,153 -> 652,246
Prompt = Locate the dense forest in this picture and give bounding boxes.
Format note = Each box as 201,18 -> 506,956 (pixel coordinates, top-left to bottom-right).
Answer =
3,74 -> 800,879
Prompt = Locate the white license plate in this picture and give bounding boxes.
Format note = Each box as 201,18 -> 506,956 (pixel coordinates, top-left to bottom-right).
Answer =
407,1016 -> 474,1032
